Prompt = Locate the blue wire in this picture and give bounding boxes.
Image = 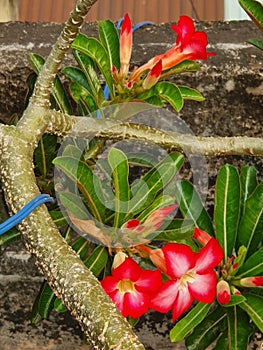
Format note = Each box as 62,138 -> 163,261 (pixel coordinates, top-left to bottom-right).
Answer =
0,194 -> 55,235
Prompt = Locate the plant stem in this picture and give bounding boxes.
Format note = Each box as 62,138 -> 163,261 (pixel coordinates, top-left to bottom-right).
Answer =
48,112 -> 263,156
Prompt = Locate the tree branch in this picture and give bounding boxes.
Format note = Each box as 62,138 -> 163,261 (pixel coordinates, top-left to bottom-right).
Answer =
48,111 -> 263,156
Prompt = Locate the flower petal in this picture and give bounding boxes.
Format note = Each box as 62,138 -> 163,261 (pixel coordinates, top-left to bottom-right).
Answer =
195,238 -> 223,273
172,286 -> 194,322
188,270 -> 217,303
135,269 -> 162,294
124,291 -> 150,318
112,257 -> 141,281
101,276 -> 118,294
163,243 -> 196,278
150,280 -> 179,313
171,16 -> 195,45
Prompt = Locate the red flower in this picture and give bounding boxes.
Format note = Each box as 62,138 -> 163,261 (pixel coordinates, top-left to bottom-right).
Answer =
101,257 -> 162,318
119,13 -> 132,78
150,238 -> 223,321
130,15 -> 216,82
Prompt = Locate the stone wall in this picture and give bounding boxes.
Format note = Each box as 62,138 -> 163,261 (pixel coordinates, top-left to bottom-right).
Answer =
0,20 -> 262,350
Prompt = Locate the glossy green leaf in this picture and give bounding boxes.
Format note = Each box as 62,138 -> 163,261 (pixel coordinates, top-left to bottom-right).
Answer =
73,49 -> 105,105
138,82 -> 184,112
160,60 -> 201,79
129,153 -> 184,216
62,66 -> 91,92
136,195 -> 175,222
227,306 -> 254,350
71,236 -> 90,260
185,305 -> 227,350
84,245 -> 108,276
248,38 -> 263,50
239,0 -> 263,30
53,156 -> 106,222
154,218 -> 194,241
34,134 -> 58,178
70,82 -> 98,113
28,53 -> 72,114
237,246 -> 263,277
98,19 -> 120,70
107,148 -> 130,227
213,331 -> 229,350
31,281 -> 56,323
214,164 -> 240,261
237,181 -> 263,257
175,180 -> 214,236
239,293 -> 263,332
59,192 -> 89,220
178,86 -> 204,102
53,298 -> 68,313
240,165 -> 258,217
170,302 -> 212,342
72,34 -> 114,98
222,294 -> 247,307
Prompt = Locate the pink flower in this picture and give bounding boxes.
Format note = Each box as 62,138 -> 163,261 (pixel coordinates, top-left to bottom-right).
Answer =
217,280 -> 231,305
130,16 -> 216,82
150,238 -> 223,321
193,227 -> 212,246
119,13 -> 132,78
101,257 -> 162,318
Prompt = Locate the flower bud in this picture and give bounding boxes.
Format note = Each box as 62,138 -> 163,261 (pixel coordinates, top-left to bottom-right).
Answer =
240,276 -> 263,287
142,60 -> 162,89
112,251 -> 128,269
217,280 -> 231,305
149,248 -> 167,274
193,227 -> 212,246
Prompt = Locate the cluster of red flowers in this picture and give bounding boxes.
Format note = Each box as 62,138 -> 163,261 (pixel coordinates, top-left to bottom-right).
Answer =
115,13 -> 216,89
101,227 -> 223,320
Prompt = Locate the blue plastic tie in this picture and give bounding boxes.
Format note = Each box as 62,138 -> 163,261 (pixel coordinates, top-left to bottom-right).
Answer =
0,194 -> 55,235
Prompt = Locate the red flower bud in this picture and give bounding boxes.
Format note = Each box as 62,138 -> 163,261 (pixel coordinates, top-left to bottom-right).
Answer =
240,276 -> 263,287
217,280 -> 231,305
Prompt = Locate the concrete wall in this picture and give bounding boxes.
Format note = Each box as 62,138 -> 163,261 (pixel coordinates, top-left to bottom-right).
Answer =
0,20 -> 262,349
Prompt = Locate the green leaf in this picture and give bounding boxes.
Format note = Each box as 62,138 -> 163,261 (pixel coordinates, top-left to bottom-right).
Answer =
185,305 -> 227,350
154,218 -> 194,242
53,298 -> 68,313
34,134 -> 58,178
84,245 -> 108,276
238,0 -> 263,30
73,49 -> 105,105
72,34 -> 114,98
62,66 -> 91,92
227,306 -> 254,350
71,236 -> 90,260
213,331 -> 229,350
0,228 -> 21,246
49,210 -> 68,227
53,156 -> 106,222
214,164 -> 240,262
237,246 -> 263,277
70,82 -> 98,113
222,294 -> 247,307
138,82 -> 184,112
178,86 -> 204,102
107,148 -> 130,227
59,192 -> 89,220
170,302 -> 212,342
31,281 -> 56,323
248,38 -> 263,50
129,153 -> 184,216
175,180 -> 214,236
239,293 -> 263,332
98,19 -> 120,70
160,60 -> 201,78
237,181 -> 263,257
28,53 -> 72,114
136,194 -> 175,222
240,165 -> 258,217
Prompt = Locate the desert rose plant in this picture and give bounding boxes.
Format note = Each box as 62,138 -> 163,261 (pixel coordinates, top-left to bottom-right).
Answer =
0,0 -> 262,349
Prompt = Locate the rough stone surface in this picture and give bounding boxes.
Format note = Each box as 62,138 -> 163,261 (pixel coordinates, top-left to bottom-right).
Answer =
0,19 -> 262,350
